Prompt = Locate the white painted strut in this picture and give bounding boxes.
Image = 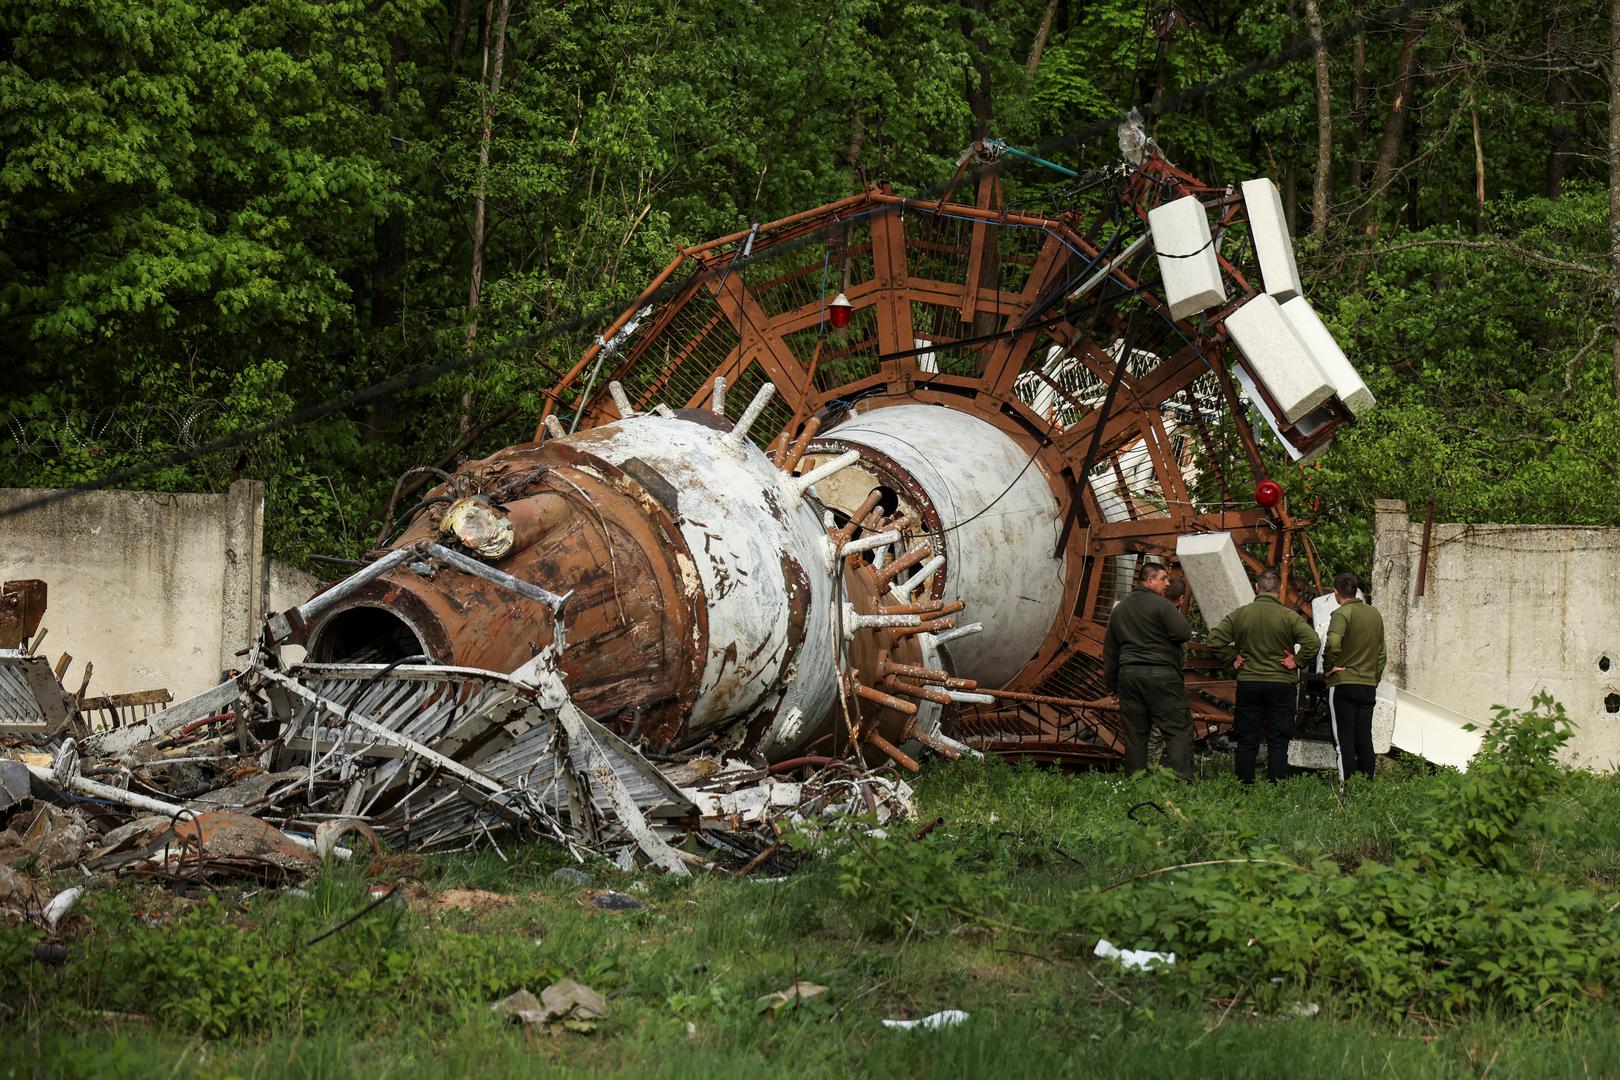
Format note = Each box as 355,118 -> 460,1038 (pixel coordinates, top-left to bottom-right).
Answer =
653,403 -> 675,417
931,622 -> 984,646
710,375 -> 727,415
790,449 -> 861,498
893,554 -> 946,595
543,415 -> 567,440
724,383 -> 776,447
843,604 -> 922,632
608,380 -> 638,418
944,689 -> 995,704
840,529 -> 902,556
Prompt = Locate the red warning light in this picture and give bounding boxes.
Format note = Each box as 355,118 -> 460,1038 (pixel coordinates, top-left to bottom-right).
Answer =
828,292 -> 852,330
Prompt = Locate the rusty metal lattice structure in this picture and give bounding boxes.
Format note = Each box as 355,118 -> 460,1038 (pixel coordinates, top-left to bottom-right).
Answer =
524,140 -> 1350,763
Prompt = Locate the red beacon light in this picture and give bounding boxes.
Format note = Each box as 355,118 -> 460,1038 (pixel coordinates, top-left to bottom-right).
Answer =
1255,478 -> 1284,508
828,292 -> 853,330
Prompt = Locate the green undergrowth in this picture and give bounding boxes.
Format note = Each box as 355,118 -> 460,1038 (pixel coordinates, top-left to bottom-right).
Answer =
9,696 -> 1620,1077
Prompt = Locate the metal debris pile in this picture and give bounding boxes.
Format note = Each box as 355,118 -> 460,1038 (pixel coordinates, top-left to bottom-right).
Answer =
2,589 -> 916,896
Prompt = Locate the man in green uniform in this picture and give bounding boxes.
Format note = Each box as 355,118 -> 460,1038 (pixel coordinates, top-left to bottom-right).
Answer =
1207,567 -> 1320,784
1323,571 -> 1387,782
1103,563 -> 1194,780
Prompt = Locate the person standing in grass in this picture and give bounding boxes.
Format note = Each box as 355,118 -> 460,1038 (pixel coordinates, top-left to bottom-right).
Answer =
1102,562 -> 1194,780
1323,571 -> 1387,783
1207,567 -> 1320,784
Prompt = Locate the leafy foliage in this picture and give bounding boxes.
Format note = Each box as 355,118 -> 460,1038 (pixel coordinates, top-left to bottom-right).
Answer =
2,0 -> 1617,568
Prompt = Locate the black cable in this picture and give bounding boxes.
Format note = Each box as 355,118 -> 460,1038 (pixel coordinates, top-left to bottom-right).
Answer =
0,0 -> 1438,526
302,885 -> 399,947
1127,800 -> 1169,822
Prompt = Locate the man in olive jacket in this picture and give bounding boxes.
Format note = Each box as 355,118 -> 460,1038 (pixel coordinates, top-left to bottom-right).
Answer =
1323,571 -> 1387,782
1103,563 -> 1194,780
1207,567 -> 1320,784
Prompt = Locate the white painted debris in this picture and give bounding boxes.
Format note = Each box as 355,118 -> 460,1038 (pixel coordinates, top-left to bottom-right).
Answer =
42,886 -> 83,931
883,1009 -> 969,1031
1392,687 -> 1484,770
1240,178 -> 1303,302
1224,293 -> 1335,423
1094,938 -> 1176,970
1279,296 -> 1374,416
1148,196 -> 1227,320
1176,531 -> 1251,629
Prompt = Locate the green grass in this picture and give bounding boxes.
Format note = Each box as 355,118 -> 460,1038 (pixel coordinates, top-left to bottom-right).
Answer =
8,751 -> 1620,1078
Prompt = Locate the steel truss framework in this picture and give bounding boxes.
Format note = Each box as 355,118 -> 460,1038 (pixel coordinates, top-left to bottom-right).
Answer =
537,146 -> 1336,762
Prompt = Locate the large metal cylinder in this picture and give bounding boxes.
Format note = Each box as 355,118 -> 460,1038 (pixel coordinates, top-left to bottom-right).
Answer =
802,402 -> 1066,688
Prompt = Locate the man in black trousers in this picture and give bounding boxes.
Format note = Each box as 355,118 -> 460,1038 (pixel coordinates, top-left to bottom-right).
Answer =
1102,563 -> 1194,780
1207,567 -> 1320,784
1323,571 -> 1387,783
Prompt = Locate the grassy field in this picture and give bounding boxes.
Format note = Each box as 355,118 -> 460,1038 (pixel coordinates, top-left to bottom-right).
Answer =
9,723 -> 1620,1078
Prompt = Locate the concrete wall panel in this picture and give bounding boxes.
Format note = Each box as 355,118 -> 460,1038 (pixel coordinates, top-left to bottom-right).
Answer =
1,482 -> 313,700
1372,500 -> 1620,770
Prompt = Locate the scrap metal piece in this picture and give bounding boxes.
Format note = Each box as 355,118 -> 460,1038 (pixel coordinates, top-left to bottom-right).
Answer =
0,649 -> 74,734
0,580 -> 46,650
440,499 -> 516,559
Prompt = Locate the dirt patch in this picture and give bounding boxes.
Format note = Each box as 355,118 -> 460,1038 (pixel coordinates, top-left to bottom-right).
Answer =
419,887 -> 517,915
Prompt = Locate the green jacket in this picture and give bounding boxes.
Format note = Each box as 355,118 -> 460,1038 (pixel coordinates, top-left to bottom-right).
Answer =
1324,598 -> 1386,687
1207,594 -> 1320,684
1102,586 -> 1192,690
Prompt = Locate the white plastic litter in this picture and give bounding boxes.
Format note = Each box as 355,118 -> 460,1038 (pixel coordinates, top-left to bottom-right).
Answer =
1093,938 -> 1176,970
883,1009 -> 969,1031
42,886 -> 84,931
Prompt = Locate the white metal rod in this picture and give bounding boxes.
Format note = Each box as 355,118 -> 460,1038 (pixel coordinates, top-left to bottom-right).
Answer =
710,376 -> 727,415
608,380 -> 637,418
840,530 -> 902,556
725,383 -> 776,445
793,450 -> 862,496
894,555 -> 946,595
931,622 -> 984,645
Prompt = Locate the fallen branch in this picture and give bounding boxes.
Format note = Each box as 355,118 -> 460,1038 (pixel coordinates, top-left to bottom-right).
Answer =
1342,237 -> 1602,277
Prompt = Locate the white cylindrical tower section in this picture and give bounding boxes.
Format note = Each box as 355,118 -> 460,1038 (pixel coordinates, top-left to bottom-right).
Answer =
573,413 -> 837,751
806,403 -> 1065,688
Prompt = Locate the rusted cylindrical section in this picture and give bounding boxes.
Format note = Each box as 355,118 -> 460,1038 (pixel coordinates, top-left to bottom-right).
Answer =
303,439 -> 709,746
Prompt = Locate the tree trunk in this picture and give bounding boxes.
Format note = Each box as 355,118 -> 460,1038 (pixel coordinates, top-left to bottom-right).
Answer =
1305,0 -> 1332,240
462,0 -> 512,433
843,109 -> 867,173
1283,162 -> 1298,234
1471,103 -> 1486,234
1609,0 -> 1620,397
1369,22 -> 1421,206
1349,34 -> 1366,190
1027,0 -> 1060,73
448,0 -> 472,66
1547,1 -> 1574,198
964,0 -> 993,139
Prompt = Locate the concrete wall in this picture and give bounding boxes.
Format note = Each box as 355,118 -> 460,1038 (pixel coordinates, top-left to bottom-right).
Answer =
1372,499 -> 1620,769
0,482 -> 318,700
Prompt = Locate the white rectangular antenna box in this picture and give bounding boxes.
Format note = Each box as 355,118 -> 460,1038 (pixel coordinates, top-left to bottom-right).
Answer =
1148,195 -> 1227,321
1240,178 -> 1303,301
1224,293 -> 1334,422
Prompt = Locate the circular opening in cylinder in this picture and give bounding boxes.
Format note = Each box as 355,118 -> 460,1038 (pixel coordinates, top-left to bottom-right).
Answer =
308,606 -> 427,664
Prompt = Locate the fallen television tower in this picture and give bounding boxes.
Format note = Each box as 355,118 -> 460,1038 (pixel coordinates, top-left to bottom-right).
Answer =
9,127 -> 1373,871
